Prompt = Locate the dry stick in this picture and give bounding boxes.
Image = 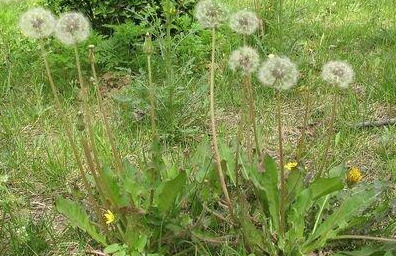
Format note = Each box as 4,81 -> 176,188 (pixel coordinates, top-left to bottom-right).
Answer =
88,45 -> 123,175
316,92 -> 338,178
209,27 -> 235,223
332,235 -> 396,243
276,90 -> 286,235
296,89 -> 311,162
39,43 -> 103,226
350,118 -> 396,128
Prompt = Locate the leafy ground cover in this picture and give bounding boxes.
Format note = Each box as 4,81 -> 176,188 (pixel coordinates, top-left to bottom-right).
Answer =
1,0 -> 395,255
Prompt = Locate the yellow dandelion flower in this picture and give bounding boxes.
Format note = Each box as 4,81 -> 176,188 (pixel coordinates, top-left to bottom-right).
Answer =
284,162 -> 298,171
347,166 -> 363,185
104,210 -> 115,224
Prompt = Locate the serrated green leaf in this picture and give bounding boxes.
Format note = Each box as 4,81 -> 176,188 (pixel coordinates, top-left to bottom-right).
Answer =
303,186 -> 380,253
156,171 -> 187,213
250,155 -> 280,233
309,177 -> 344,199
102,166 -> 129,207
56,197 -> 107,246
104,243 -> 122,254
218,140 -> 236,185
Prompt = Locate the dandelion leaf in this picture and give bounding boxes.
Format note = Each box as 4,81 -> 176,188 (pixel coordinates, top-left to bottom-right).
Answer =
156,171 -> 187,213
55,197 -> 107,246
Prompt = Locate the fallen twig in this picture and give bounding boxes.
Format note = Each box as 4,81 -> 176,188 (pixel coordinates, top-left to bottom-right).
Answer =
350,118 -> 396,128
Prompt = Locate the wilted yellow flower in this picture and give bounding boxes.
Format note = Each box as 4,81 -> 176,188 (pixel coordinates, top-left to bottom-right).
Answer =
284,162 -> 298,171
104,210 -> 115,224
347,166 -> 363,184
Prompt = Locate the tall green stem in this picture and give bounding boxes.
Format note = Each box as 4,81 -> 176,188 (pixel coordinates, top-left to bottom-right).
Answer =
246,74 -> 261,158
39,42 -> 103,227
209,28 -> 235,222
164,0 -> 174,121
277,90 -> 285,235
88,45 -> 124,175
73,45 -> 102,174
316,92 -> 338,178
147,53 -> 157,137
296,89 -> 311,161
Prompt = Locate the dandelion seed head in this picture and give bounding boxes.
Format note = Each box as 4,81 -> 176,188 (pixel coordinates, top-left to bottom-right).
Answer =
229,46 -> 260,74
55,12 -> 90,45
18,7 -> 56,39
195,0 -> 227,29
257,56 -> 298,90
322,61 -> 354,88
229,10 -> 259,35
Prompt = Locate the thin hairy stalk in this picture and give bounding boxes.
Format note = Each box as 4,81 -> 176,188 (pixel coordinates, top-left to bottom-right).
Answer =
209,27 -> 235,222
88,45 -> 123,175
234,99 -> 248,190
39,42 -> 102,223
81,137 -> 108,228
277,0 -> 284,51
253,0 -> 264,37
332,235 -> 396,243
276,90 -> 286,235
73,45 -> 102,174
146,53 -> 157,137
164,0 -> 174,121
316,92 -> 338,178
246,74 -> 261,158
311,194 -> 329,234
296,89 -> 311,161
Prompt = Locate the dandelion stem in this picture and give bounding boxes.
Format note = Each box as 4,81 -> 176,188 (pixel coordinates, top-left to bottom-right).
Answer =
246,74 -> 261,158
39,42 -> 103,228
88,45 -> 124,175
317,92 -> 338,178
311,194 -> 329,235
296,88 -> 311,161
209,27 -> 235,223
164,0 -> 174,122
146,53 -> 157,137
73,44 -> 102,177
276,89 -> 286,235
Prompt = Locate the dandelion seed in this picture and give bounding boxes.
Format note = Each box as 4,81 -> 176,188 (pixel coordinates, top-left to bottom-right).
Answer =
322,61 -> 354,88
104,209 -> 115,224
229,46 -> 260,74
229,10 -> 259,35
284,162 -> 298,171
347,166 -> 363,185
55,12 -> 90,45
18,7 -> 56,39
257,56 -> 298,90
195,0 -> 227,29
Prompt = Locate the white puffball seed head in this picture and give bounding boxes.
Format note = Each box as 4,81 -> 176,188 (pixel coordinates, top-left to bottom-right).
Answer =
19,7 -> 56,39
55,12 -> 90,45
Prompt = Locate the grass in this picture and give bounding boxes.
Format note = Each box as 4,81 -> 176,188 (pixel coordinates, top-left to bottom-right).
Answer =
1,0 -> 395,255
